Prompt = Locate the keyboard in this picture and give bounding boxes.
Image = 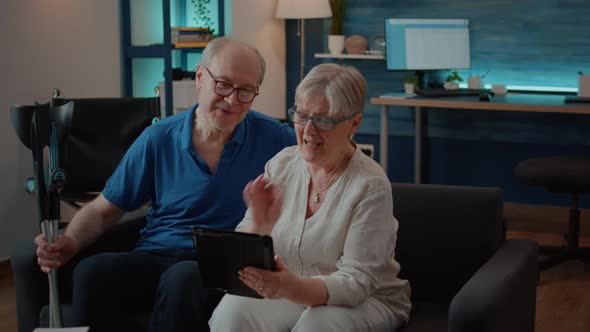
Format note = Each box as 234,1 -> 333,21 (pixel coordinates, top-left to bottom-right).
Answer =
416,88 -> 491,97
564,96 -> 590,103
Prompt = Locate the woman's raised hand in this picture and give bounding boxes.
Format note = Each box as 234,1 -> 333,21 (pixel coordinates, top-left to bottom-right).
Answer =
243,174 -> 283,235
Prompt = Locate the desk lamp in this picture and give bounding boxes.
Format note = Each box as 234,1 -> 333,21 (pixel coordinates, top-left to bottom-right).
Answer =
10,89 -> 73,328
275,0 -> 332,81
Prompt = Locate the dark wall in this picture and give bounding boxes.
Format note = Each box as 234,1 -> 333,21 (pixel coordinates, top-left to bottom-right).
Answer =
285,0 -> 590,206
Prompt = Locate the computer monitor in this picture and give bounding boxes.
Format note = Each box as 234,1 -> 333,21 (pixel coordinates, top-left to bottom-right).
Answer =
386,19 -> 471,71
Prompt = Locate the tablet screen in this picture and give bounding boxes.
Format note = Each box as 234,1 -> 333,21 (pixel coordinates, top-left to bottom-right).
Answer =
192,227 -> 275,298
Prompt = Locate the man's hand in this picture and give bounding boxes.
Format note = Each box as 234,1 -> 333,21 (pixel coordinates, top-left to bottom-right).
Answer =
238,255 -> 298,299
243,174 -> 283,235
35,234 -> 80,273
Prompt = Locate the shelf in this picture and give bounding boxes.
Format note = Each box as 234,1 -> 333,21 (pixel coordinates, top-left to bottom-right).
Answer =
172,42 -> 208,50
120,0 -> 225,117
314,53 -> 385,60
126,45 -> 166,58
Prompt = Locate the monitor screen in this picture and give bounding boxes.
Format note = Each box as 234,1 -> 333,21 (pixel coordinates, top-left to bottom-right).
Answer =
386,19 -> 471,70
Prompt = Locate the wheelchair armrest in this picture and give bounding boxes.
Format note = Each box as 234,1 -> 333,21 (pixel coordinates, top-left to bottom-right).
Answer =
449,239 -> 538,332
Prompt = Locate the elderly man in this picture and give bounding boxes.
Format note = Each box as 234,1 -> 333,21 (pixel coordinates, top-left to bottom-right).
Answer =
25,37 -> 295,332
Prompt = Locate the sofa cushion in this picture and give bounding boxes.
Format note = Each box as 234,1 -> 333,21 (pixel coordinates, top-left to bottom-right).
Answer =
399,301 -> 448,332
391,183 -> 504,303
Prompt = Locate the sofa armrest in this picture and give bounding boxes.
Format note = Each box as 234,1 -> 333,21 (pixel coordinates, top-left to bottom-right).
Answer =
449,239 -> 538,332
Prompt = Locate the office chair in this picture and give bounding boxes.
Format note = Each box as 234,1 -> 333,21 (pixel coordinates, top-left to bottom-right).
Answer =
10,94 -> 160,332
514,155 -> 590,271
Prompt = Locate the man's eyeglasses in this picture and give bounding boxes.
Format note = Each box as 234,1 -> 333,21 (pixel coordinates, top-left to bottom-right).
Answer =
287,106 -> 355,131
202,66 -> 259,104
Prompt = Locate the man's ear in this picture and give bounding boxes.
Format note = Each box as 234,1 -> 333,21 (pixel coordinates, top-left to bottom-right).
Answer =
195,65 -> 204,88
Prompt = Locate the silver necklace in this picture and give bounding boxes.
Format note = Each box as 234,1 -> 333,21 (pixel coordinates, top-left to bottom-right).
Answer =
310,149 -> 352,208
312,171 -> 338,204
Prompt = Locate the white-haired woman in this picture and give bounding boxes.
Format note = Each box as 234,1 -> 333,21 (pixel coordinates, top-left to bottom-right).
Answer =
209,63 -> 411,331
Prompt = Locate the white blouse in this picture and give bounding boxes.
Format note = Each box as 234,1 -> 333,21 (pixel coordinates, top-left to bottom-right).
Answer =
236,145 -> 411,323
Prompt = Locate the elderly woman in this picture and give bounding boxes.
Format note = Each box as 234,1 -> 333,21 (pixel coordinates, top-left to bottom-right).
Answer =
209,63 -> 411,331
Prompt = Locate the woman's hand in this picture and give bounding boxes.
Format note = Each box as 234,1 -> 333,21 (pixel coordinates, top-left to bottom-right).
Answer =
243,174 -> 283,235
239,255 -> 297,299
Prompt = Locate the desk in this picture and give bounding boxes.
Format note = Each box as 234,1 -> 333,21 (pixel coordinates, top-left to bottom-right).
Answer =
370,93 -> 590,183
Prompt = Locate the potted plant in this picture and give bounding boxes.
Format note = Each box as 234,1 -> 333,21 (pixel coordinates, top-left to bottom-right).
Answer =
328,0 -> 345,54
191,0 -> 215,38
403,73 -> 419,94
444,70 -> 463,89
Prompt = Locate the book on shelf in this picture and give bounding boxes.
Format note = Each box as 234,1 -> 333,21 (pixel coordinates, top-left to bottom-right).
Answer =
173,42 -> 209,49
172,35 -> 210,43
171,27 -> 213,44
171,26 -> 210,32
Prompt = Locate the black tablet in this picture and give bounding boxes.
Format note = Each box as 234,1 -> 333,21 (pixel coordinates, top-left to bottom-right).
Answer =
191,227 -> 275,299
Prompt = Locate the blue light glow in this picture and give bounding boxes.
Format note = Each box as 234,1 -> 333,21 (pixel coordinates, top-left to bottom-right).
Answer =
458,83 -> 577,93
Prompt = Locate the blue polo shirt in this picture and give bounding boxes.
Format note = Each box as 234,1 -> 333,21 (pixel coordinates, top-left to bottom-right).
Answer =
102,105 -> 296,251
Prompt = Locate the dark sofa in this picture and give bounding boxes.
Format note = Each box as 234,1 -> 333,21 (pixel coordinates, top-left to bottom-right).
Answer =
392,182 -> 538,332
11,182 -> 538,332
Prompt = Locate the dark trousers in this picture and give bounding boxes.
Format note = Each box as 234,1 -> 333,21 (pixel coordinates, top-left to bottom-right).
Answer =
71,250 -> 224,332
11,239 -> 223,332
11,217 -> 224,332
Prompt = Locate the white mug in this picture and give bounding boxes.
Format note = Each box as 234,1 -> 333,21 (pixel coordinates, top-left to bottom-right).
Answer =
468,76 -> 484,89
491,84 -> 507,95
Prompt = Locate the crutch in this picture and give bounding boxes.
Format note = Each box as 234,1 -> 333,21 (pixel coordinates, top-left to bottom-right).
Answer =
12,89 -> 73,327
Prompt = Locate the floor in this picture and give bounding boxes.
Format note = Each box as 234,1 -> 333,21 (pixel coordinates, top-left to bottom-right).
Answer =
0,262 -> 16,332
508,231 -> 590,332
504,202 -> 590,331
1,233 -> 589,332
535,259 -> 590,332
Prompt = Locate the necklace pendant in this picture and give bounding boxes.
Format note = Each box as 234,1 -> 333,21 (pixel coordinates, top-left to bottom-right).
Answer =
313,193 -> 320,203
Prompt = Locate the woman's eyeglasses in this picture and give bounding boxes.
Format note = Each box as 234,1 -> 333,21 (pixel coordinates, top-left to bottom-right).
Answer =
287,106 -> 355,131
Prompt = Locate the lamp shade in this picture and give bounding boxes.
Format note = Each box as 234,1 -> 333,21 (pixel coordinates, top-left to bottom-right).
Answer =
275,0 -> 332,19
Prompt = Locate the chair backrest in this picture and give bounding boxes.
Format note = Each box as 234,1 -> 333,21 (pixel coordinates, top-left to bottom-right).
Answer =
56,97 -> 160,201
391,182 -> 505,303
